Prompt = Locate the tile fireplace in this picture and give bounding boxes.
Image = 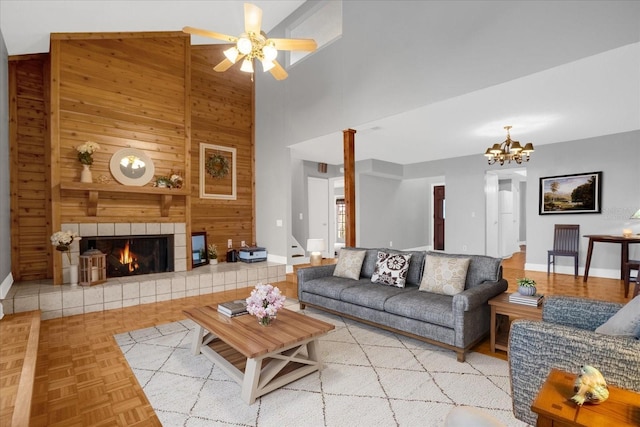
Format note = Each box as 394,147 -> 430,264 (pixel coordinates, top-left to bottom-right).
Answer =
60,222 -> 187,284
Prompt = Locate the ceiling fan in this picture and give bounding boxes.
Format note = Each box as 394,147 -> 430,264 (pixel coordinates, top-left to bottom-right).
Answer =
183,3 -> 317,80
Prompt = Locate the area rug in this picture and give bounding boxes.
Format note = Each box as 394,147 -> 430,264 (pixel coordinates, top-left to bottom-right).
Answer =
115,308 -> 530,427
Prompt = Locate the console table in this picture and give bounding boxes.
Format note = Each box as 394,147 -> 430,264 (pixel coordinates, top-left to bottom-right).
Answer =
583,234 -> 640,282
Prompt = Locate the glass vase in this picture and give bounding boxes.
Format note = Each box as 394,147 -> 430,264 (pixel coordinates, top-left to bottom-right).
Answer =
258,316 -> 274,326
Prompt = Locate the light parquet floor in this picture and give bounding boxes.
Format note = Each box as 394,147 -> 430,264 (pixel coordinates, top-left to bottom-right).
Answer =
2,250 -> 634,426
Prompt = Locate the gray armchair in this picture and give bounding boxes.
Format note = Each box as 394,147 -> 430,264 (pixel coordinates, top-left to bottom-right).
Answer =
508,296 -> 640,426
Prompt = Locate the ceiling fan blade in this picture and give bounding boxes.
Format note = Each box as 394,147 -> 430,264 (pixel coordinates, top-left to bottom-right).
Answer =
270,38 -> 318,52
183,26 -> 237,43
269,60 -> 288,80
214,55 -> 245,72
244,3 -> 263,34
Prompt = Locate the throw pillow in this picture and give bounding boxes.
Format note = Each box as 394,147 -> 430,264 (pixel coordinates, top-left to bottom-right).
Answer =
595,295 -> 640,339
371,251 -> 412,288
333,249 -> 366,280
419,255 -> 471,295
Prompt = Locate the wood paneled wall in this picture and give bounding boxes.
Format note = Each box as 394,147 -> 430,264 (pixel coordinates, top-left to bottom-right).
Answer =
51,32 -> 191,224
9,55 -> 51,281
190,46 -> 255,255
9,32 -> 256,283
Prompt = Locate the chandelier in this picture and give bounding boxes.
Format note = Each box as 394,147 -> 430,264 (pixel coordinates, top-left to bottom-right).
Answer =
484,126 -> 534,165
222,30 -> 278,74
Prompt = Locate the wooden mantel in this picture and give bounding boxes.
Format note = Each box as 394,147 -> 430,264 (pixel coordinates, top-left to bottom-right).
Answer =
59,182 -> 189,217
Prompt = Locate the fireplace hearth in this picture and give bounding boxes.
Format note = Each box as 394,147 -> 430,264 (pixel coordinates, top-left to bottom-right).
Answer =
80,235 -> 174,278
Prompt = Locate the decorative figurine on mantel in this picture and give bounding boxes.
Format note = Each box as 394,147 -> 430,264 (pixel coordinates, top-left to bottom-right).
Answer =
571,365 -> 609,405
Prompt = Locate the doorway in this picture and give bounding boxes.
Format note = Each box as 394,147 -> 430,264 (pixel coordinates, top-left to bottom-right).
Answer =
485,168 -> 527,258
307,177 -> 330,258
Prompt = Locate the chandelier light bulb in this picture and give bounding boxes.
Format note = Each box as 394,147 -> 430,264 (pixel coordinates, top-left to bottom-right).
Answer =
237,35 -> 252,55
262,43 -> 278,62
240,58 -> 254,73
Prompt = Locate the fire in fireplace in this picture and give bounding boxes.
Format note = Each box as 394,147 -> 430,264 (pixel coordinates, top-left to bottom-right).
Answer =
80,235 -> 174,278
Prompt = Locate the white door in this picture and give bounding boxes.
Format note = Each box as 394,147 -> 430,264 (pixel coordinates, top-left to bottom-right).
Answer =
308,177 -> 330,258
485,172 -> 499,257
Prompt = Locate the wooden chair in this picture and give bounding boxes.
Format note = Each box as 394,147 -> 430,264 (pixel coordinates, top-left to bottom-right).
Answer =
547,224 -> 580,277
623,260 -> 640,298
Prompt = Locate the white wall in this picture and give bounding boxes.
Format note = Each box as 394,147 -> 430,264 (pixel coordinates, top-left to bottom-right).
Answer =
254,1 -> 640,278
0,28 -> 13,313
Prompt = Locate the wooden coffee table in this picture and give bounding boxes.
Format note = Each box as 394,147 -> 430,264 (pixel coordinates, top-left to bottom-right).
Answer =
183,306 -> 335,404
532,368 -> 640,426
488,292 -> 542,353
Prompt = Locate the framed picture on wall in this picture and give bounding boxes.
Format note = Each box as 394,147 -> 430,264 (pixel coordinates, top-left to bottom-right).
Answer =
199,143 -> 237,200
539,171 -> 602,215
191,231 -> 209,268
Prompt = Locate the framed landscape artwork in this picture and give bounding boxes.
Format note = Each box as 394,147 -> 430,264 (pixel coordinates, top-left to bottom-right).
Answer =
539,171 -> 602,215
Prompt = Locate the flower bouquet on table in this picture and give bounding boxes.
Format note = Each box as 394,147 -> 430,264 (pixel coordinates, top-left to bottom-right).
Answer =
246,283 -> 286,326
50,230 -> 81,264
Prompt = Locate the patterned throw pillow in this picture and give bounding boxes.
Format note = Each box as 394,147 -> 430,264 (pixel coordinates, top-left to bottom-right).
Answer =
419,255 -> 470,295
333,249 -> 366,280
371,251 -> 412,288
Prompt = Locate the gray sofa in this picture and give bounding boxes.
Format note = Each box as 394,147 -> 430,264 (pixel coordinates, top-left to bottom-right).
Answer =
298,248 -> 508,362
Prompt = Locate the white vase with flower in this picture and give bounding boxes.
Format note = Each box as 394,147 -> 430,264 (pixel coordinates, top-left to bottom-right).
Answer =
51,230 -> 81,286
76,141 -> 100,183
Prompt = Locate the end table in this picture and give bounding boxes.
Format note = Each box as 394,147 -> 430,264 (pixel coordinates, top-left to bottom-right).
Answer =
532,368 -> 640,426
488,292 -> 542,353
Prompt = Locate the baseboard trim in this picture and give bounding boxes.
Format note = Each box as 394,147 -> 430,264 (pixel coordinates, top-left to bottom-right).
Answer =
524,263 -> 620,279
1,272 -> 14,299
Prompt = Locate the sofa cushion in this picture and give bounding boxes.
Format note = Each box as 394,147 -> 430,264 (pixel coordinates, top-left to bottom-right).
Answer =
340,282 -> 412,311
371,252 -> 412,287
419,255 -> 470,296
299,276 -> 365,300
595,295 -> 640,339
357,248 -> 426,285
426,251 -> 501,288
333,248 -> 367,280
384,289 -> 455,327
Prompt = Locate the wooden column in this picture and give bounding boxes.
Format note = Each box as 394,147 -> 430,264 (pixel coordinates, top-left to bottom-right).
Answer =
343,129 -> 356,247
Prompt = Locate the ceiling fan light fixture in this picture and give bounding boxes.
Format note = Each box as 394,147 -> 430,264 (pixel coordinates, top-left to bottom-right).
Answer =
223,46 -> 239,63
240,58 -> 254,73
262,42 -> 278,62
237,35 -> 252,55
261,59 -> 275,72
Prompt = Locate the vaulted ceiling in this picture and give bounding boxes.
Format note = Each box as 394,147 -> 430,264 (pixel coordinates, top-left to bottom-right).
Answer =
2,1 -> 639,165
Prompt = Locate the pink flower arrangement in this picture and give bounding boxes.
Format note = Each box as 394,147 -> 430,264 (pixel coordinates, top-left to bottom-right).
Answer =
245,283 -> 286,325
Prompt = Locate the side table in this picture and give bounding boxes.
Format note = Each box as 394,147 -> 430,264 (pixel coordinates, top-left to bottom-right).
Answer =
488,292 -> 542,353
532,368 -> 640,426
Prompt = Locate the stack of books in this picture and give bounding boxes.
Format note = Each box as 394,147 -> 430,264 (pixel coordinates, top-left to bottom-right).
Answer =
508,292 -> 544,306
217,299 -> 248,317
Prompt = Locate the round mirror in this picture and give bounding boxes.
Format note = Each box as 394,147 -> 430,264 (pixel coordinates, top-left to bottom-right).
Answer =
110,148 -> 155,186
